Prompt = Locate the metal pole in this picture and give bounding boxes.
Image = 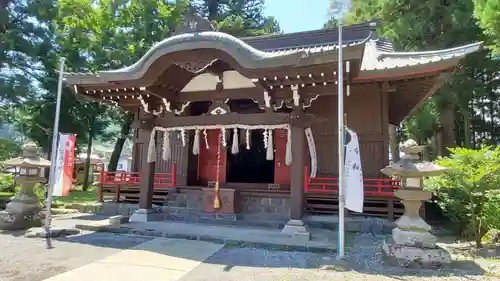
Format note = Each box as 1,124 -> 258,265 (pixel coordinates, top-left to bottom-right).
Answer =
337,22 -> 345,259
45,57 -> 65,248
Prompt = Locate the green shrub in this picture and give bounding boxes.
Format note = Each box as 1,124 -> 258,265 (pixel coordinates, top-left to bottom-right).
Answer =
0,173 -> 15,193
425,145 -> 500,247
482,190 -> 500,231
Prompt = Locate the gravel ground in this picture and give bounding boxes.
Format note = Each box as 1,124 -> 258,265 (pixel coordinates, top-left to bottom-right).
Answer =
0,231 -> 152,281
181,233 -> 499,281
0,219 -> 498,281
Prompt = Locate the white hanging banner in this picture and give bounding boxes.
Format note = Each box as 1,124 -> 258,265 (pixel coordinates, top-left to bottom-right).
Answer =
304,127 -> 317,178
343,126 -> 364,213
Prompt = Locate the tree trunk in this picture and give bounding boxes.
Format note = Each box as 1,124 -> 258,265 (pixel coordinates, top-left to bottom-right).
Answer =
0,0 -> 10,33
436,129 -> 444,157
82,129 -> 93,191
107,113 -> 134,172
463,110 -> 471,148
439,102 -> 456,156
206,0 -> 219,20
389,124 -> 400,163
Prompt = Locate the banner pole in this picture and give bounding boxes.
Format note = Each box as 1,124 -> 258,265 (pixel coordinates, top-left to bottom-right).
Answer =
45,57 -> 65,248
337,22 -> 345,259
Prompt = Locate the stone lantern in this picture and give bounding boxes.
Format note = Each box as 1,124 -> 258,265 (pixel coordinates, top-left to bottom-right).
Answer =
0,142 -> 51,230
380,139 -> 450,267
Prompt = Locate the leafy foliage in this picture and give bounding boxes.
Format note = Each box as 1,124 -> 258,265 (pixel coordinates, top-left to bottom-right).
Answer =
192,0 -> 280,36
330,0 -> 500,154
0,173 -> 14,193
425,146 -> 500,247
473,0 -> 500,54
0,138 -> 20,161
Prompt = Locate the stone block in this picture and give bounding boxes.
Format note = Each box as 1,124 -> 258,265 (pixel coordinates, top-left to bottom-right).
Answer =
270,198 -> 284,206
242,204 -> 261,214
360,222 -> 372,233
392,228 -> 437,248
383,223 -> 395,234
25,227 -> 80,238
263,206 -> 277,214
109,215 -> 129,225
216,213 -> 237,220
102,203 -> 118,215
382,241 -> 451,268
275,206 -> 290,215
281,219 -> 311,242
346,222 -> 361,232
371,222 -> 384,235
260,198 -> 271,205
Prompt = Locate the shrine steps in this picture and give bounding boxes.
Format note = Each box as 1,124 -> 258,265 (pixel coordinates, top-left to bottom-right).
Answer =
305,193 -> 405,220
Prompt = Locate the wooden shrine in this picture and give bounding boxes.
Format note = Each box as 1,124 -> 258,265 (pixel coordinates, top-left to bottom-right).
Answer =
64,20 -> 481,223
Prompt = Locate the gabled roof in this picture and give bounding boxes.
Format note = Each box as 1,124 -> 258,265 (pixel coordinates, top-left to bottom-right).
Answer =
63,30 -> 369,87
357,40 -> 482,80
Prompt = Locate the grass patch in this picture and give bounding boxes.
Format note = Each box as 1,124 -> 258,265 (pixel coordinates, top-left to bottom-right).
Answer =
52,186 -> 98,205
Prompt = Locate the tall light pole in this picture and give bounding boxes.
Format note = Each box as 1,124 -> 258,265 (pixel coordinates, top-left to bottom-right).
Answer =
330,0 -> 351,259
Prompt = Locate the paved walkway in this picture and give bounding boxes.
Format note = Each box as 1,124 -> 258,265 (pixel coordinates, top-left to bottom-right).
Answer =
42,238 -> 223,281
74,216 -> 337,252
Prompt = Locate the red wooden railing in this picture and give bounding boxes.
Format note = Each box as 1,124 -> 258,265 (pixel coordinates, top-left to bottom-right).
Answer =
99,164 -> 176,187
304,166 -> 400,196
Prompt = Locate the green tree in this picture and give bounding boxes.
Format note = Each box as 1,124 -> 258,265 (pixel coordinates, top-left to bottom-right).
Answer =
474,0 -> 500,54
0,138 -> 20,161
53,0 -> 187,171
332,0 -> 500,153
193,0 -> 280,36
426,146 -> 500,247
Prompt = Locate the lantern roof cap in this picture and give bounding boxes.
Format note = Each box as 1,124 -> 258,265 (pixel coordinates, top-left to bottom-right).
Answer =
2,142 -> 51,168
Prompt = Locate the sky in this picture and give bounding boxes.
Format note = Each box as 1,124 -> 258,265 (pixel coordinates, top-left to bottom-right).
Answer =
263,0 -> 331,33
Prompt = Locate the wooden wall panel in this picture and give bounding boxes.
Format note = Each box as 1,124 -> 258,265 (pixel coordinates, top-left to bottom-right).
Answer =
346,83 -> 383,135
305,83 -> 389,177
154,131 -> 190,185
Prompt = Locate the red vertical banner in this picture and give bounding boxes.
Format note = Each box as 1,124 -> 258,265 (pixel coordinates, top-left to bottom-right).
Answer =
52,133 -> 76,196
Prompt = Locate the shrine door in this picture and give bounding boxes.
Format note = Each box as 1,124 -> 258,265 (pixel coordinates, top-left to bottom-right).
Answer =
274,129 -> 290,184
274,129 -> 310,185
198,130 -> 227,184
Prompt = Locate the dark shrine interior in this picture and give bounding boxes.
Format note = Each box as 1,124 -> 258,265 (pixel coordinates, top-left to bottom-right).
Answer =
226,99 -> 274,183
226,129 -> 274,183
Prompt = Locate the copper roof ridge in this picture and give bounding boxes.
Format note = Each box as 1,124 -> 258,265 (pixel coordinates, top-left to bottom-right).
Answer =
240,20 -> 379,41
378,42 -> 483,59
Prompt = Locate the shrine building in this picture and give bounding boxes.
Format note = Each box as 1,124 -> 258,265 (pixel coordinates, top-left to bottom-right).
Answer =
63,20 -> 481,227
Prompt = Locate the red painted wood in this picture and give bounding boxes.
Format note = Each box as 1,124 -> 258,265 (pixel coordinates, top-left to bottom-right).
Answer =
303,166 -> 401,195
274,129 -> 290,184
198,129 -> 227,183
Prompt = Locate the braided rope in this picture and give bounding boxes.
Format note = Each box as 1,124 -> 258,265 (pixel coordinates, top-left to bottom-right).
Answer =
213,130 -> 222,209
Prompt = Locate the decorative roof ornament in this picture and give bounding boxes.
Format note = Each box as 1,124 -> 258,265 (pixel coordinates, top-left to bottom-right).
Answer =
174,6 -> 215,35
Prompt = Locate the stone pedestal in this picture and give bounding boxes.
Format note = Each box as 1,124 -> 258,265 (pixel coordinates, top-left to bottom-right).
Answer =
382,188 -> 451,268
0,179 -> 43,231
202,188 -> 240,214
281,219 -> 310,242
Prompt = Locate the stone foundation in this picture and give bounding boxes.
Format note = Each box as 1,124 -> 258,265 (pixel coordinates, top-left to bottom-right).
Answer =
240,196 -> 290,221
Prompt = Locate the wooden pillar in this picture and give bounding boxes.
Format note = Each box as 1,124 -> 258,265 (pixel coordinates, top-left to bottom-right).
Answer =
139,127 -> 156,210
290,125 -> 305,220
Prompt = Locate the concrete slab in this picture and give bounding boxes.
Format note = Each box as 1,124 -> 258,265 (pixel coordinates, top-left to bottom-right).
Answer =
75,220 -> 337,252
42,238 -> 223,281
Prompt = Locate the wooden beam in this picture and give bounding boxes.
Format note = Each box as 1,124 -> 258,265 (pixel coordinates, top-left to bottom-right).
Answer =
178,88 -> 261,102
154,112 -> 291,127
